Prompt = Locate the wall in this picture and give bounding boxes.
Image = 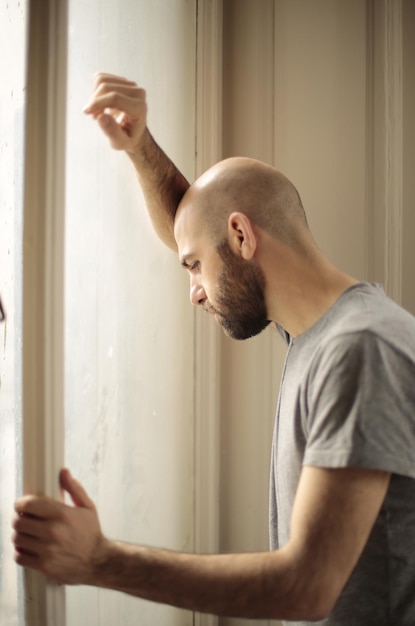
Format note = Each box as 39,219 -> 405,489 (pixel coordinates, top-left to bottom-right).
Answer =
0,2 -> 26,624
64,2 -> 196,624
402,0 -> 415,314
218,1 -> 413,625
2,1 -> 413,624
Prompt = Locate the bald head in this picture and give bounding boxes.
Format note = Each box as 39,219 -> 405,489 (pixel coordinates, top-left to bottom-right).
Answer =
175,157 -> 309,249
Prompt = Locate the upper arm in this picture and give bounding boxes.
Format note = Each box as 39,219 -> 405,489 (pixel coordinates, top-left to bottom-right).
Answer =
284,465 -> 390,617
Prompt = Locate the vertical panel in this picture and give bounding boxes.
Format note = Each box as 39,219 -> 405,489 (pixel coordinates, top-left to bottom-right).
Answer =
273,0 -> 368,277
383,0 -> 403,303
221,3 -> 282,626
369,0 -> 410,305
0,1 -> 26,624
64,1 -> 196,625
22,0 -> 68,623
401,0 -> 415,314
194,2 -> 223,625
220,2 -> 369,626
222,0 -> 275,163
370,0 -> 388,287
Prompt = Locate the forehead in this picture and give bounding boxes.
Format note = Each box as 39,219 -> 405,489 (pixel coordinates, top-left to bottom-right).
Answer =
174,199 -> 206,258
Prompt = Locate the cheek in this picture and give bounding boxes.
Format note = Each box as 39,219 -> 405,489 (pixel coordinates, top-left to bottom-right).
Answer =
204,273 -> 220,306
203,281 -> 214,303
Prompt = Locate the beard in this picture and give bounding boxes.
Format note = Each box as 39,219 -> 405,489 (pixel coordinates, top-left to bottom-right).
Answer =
208,239 -> 270,340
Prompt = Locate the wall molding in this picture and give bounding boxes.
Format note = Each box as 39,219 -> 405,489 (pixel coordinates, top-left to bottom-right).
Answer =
195,0 -> 223,174
194,2 -> 223,625
22,0 -> 68,623
383,0 -> 403,303
370,0 -> 403,299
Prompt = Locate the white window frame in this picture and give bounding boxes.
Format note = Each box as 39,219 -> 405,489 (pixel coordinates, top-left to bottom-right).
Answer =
22,0 -> 68,623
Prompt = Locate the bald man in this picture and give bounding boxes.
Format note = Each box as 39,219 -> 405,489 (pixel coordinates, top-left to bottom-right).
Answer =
13,75 -> 415,625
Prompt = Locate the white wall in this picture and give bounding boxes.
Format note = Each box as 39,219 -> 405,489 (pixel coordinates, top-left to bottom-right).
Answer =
64,2 -> 196,624
0,2 -> 26,623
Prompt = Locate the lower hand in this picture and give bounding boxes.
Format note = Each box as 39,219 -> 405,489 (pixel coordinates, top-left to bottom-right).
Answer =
12,468 -> 106,585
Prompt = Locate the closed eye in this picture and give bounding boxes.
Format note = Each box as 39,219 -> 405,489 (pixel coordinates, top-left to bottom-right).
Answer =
180,254 -> 200,272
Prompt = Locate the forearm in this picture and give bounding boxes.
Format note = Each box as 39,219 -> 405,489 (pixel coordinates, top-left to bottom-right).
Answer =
91,539 -> 323,620
127,128 -> 189,251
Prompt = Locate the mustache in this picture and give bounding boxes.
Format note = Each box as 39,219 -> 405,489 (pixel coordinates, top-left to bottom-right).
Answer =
203,302 -> 220,316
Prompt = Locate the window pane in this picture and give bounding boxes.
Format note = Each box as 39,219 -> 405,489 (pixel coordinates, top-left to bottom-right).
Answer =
65,1 -> 196,623
0,2 -> 26,624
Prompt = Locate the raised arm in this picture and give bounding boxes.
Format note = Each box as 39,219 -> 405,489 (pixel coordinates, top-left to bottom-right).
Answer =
84,73 -> 189,250
13,465 -> 389,621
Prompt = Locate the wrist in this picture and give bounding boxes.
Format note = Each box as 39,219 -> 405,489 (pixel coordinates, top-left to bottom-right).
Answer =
126,127 -> 153,162
89,535 -> 115,587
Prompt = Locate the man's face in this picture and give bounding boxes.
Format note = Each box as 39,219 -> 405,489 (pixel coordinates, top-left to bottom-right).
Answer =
175,199 -> 270,340
210,239 -> 270,340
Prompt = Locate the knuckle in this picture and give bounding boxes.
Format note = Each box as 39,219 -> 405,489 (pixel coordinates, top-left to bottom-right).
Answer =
59,507 -> 70,525
93,72 -> 105,87
95,81 -> 108,97
14,498 -> 27,514
42,542 -> 58,562
48,522 -> 63,543
15,551 -> 24,565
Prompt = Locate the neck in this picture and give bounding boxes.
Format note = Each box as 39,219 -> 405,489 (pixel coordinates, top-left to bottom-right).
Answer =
264,241 -> 360,338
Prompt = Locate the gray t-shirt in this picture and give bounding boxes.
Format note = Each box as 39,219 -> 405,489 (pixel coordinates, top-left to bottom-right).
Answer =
270,283 -> 415,625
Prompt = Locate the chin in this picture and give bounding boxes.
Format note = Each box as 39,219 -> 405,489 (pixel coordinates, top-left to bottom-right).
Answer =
220,319 -> 271,341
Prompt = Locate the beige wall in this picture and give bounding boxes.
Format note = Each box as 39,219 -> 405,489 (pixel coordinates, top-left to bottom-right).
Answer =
217,2 -> 413,625
402,0 -> 415,314
7,1 -> 412,624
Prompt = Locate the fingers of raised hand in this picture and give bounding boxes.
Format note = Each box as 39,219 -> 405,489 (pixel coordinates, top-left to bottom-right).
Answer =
84,78 -> 146,117
93,72 -> 137,89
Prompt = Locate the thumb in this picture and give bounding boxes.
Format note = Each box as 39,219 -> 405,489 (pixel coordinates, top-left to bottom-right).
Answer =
97,113 -> 127,150
59,468 -> 95,510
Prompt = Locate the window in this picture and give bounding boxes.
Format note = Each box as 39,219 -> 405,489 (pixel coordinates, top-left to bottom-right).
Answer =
1,1 -> 197,624
0,1 -> 26,623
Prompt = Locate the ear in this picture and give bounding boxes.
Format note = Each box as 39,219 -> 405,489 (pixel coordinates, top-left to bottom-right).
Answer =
227,212 -> 257,260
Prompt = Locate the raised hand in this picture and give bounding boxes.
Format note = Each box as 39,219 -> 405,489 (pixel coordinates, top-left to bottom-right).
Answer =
84,71 -> 189,249
84,72 -> 148,153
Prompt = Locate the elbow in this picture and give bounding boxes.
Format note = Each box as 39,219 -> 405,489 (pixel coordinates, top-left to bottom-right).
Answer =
275,592 -> 335,622
293,570 -> 342,621
296,581 -> 339,621
302,596 -> 334,622
275,591 -> 334,622
266,549 -> 340,621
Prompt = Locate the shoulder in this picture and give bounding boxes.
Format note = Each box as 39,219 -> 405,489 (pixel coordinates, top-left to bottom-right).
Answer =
311,283 -> 415,370
307,329 -> 415,399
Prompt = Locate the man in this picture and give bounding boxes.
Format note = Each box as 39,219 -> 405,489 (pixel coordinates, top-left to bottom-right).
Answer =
13,74 -> 415,624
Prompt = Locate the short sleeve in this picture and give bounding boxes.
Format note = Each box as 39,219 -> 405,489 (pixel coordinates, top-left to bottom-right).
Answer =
302,331 -> 415,478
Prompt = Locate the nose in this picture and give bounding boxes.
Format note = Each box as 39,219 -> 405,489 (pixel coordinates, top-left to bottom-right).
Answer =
190,276 -> 206,306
